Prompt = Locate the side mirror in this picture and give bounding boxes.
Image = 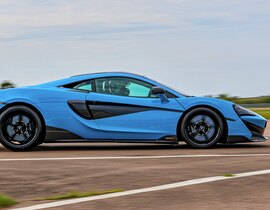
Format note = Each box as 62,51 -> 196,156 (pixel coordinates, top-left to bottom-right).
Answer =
151,86 -> 166,95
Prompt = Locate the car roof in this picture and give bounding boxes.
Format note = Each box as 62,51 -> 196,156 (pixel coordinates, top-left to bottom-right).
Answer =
37,72 -> 150,88
70,72 -> 147,78
36,71 -> 185,98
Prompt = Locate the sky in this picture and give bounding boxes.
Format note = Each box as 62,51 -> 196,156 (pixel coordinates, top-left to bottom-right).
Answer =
0,0 -> 270,97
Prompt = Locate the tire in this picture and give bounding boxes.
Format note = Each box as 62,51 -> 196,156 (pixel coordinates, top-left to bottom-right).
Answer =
180,107 -> 225,149
0,105 -> 44,151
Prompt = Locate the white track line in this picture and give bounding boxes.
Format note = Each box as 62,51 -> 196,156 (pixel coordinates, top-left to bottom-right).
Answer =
1,153 -> 270,162
12,169 -> 270,210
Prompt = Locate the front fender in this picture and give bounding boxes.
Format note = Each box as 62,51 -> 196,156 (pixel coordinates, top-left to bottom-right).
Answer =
176,97 -> 238,120
176,97 -> 252,139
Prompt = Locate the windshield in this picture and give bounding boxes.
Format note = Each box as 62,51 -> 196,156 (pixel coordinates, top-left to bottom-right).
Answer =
144,76 -> 191,97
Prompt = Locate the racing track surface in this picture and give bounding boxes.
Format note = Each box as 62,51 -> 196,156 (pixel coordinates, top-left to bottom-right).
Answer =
0,121 -> 269,210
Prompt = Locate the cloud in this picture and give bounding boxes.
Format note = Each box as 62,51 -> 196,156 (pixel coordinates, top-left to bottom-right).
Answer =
0,0 -> 270,96
0,23 -> 173,42
0,0 -> 176,41
1,0 -> 270,41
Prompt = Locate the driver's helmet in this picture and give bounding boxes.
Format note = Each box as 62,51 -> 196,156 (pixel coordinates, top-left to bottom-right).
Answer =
109,79 -> 130,95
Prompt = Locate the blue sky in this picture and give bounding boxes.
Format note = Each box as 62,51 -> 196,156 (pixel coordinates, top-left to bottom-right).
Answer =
0,0 -> 270,97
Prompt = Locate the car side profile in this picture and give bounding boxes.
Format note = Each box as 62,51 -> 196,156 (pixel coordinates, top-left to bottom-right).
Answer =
0,72 -> 268,151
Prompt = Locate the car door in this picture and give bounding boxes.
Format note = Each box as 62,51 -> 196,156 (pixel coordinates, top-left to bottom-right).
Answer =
85,77 -> 185,140
60,80 -> 110,140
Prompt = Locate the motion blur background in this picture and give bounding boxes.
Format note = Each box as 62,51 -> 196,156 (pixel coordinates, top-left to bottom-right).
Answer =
0,1 -> 270,209
0,0 -> 269,117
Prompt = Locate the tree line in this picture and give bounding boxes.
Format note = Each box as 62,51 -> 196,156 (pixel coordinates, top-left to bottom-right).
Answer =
0,81 -> 16,89
206,94 -> 270,104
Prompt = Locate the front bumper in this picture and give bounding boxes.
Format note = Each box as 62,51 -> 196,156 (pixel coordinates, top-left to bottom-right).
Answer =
245,119 -> 268,142
227,115 -> 268,143
227,134 -> 268,143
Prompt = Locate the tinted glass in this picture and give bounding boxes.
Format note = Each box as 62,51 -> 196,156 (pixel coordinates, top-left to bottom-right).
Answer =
95,77 -> 156,98
67,80 -> 93,91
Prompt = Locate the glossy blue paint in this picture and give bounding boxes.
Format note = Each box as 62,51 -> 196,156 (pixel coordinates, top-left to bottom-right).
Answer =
86,92 -> 184,139
241,115 -> 267,128
175,96 -> 255,139
0,72 -> 267,143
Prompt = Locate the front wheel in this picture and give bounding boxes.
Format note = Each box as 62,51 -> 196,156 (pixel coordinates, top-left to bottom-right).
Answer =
180,107 -> 225,149
0,105 -> 44,151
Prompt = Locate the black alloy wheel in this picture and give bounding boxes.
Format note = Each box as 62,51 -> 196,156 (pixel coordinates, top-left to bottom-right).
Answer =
0,105 -> 44,151
180,107 -> 225,149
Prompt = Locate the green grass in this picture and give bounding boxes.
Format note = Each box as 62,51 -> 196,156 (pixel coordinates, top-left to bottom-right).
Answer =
224,174 -> 236,177
215,95 -> 270,104
234,96 -> 270,104
251,109 -> 270,119
0,194 -> 17,208
35,189 -> 124,201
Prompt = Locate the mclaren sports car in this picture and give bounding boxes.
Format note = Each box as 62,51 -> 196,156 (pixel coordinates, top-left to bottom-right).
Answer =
0,72 -> 268,151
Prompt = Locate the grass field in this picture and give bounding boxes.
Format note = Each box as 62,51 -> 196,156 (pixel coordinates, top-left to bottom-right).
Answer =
0,194 -> 17,208
35,189 -> 123,201
250,109 -> 270,119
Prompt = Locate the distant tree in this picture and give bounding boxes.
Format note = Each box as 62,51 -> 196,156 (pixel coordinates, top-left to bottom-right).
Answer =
217,94 -> 230,100
212,94 -> 270,104
0,81 -> 16,89
216,94 -> 238,102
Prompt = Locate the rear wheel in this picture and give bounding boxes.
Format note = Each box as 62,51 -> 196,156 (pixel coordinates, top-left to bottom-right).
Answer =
180,107 -> 225,149
0,105 -> 44,151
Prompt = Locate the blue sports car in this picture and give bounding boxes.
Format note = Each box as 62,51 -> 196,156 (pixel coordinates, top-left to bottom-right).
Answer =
0,72 -> 268,151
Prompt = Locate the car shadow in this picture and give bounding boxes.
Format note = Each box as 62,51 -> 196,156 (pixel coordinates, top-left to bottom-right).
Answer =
0,141 -> 269,152
29,142 -> 270,151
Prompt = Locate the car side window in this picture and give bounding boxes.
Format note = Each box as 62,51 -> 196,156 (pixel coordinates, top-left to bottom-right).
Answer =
73,81 -> 93,91
95,77 -> 157,98
63,80 -> 94,92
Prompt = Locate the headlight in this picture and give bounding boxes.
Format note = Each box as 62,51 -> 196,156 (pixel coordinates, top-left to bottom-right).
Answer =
234,105 -> 257,116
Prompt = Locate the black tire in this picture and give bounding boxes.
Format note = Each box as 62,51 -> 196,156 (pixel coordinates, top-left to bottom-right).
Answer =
0,105 -> 44,151
180,107 -> 225,149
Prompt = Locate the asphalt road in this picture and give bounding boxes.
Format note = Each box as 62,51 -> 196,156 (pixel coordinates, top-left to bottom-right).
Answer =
0,121 -> 269,210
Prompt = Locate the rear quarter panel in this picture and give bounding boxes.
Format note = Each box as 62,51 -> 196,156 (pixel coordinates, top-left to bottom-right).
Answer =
0,87 -> 110,139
